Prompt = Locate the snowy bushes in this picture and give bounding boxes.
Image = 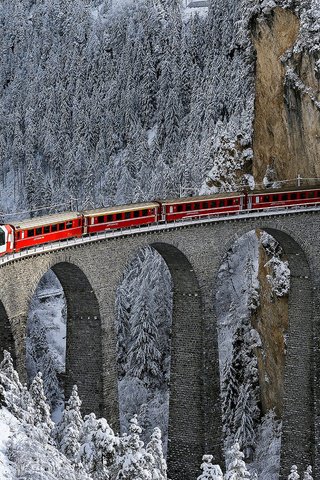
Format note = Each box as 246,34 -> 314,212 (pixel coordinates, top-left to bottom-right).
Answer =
0,350 -> 168,480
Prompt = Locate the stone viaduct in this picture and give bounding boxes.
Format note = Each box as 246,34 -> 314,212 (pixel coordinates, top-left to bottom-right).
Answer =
0,209 -> 319,479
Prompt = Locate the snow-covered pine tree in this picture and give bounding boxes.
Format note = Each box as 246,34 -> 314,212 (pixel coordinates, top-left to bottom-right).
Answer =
26,314 -> 61,410
117,415 -> 154,480
253,409 -> 282,480
89,418 -> 119,479
78,412 -> 99,471
288,465 -> 300,480
55,385 -> 83,462
78,412 -> 119,479
0,350 -> 24,417
303,466 -> 313,480
127,301 -> 162,388
225,442 -> 251,480
197,455 -> 224,480
146,427 -> 167,480
29,372 -> 54,434
222,321 -> 260,457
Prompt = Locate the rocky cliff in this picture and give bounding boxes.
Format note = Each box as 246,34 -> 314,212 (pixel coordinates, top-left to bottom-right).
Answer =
252,6 -> 320,184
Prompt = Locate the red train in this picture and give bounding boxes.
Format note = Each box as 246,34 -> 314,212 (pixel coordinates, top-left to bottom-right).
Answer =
0,186 -> 319,257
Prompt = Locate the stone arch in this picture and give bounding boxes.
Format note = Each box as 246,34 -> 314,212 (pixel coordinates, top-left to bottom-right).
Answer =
149,242 -> 204,480
213,226 -> 313,476
0,300 -> 16,365
26,261 -> 104,417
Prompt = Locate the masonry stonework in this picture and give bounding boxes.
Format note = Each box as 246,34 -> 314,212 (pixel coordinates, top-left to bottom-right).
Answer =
0,210 -> 319,479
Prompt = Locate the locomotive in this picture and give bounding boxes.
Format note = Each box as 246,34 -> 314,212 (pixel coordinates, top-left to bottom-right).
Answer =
0,186 -> 319,257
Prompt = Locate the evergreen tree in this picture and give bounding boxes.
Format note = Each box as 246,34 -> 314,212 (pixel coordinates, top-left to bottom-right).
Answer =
127,302 -> 162,387
146,427 -> 166,480
0,350 -> 24,416
55,385 -> 83,461
225,442 -> 251,480
29,372 -> 54,433
221,321 -> 260,457
197,455 -> 223,480
303,466 -> 313,480
78,413 -> 118,479
288,465 -> 300,480
117,415 -> 154,480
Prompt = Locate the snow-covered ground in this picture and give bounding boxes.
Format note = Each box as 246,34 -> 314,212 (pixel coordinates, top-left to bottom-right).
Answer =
0,410 -> 16,479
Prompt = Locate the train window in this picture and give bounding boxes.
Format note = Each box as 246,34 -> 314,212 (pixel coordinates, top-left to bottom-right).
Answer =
177,205 -> 183,212
125,212 -> 131,219
59,223 -> 65,231
272,195 -> 278,201
0,230 -> 5,245
35,227 -> 42,235
203,202 -> 209,209
194,203 -> 200,210
290,193 -> 297,200
44,226 -> 50,234
107,215 -> 113,222
211,201 -> 216,208
116,213 -> 122,220
235,198 -> 239,204
300,192 -> 306,199
133,210 -> 139,218
307,191 -> 314,198
219,200 -> 225,207
263,195 -> 270,202
66,221 -> 72,229
97,215 -> 104,223
186,203 -> 192,211
142,210 -> 148,216
51,224 -> 57,232
227,199 -> 233,206
282,194 -> 288,201
27,229 -> 34,238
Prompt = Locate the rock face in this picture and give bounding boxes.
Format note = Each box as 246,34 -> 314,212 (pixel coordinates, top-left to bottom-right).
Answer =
252,231 -> 288,419
252,7 -> 320,184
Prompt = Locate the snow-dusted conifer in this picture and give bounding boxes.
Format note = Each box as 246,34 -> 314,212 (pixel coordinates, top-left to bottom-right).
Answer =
197,455 -> 223,480
117,415 -> 154,480
0,350 -> 27,420
78,413 -> 118,479
127,302 -> 161,387
29,372 -> 53,433
288,465 -> 300,480
146,427 -> 167,479
0,350 -> 19,384
225,442 -> 250,480
55,385 -> 83,461
303,466 -> 313,480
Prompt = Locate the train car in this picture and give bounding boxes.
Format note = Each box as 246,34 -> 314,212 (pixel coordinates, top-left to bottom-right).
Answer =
10,211 -> 83,252
161,192 -> 245,222
0,225 -> 14,256
83,202 -> 161,234
248,187 -> 320,210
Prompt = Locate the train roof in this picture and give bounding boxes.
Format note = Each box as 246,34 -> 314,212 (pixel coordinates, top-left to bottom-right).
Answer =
83,202 -> 159,216
9,211 -> 81,230
250,184 -> 320,195
162,192 -> 244,205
